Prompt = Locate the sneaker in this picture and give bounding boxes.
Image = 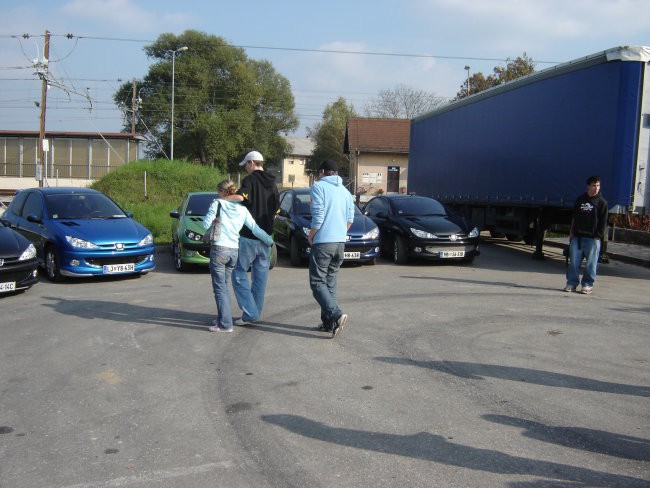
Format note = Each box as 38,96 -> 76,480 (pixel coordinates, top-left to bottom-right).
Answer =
234,318 -> 255,326
563,285 -> 576,292
331,314 -> 348,338
580,285 -> 593,295
209,320 -> 233,332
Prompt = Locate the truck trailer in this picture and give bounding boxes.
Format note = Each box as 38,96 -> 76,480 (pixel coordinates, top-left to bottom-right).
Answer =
408,46 -> 649,258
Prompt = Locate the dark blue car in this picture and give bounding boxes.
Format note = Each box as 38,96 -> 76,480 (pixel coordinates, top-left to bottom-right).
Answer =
0,219 -> 39,294
273,188 -> 380,266
2,187 -> 155,281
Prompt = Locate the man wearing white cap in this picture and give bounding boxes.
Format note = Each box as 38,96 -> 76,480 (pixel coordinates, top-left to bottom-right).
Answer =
231,150 -> 279,325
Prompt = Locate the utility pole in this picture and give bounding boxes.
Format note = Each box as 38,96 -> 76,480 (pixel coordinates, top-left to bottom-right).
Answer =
38,30 -> 50,187
131,78 -> 137,134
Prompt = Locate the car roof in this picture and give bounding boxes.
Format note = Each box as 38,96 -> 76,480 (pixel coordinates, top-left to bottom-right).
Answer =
20,187 -> 102,195
186,191 -> 218,196
283,188 -> 311,194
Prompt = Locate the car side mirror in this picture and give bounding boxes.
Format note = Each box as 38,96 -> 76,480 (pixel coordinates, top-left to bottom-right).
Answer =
169,210 -> 180,219
278,209 -> 288,217
27,214 -> 42,223
124,211 -> 133,218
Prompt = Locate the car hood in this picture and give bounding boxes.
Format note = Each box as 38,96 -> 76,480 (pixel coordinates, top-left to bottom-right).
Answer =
52,218 -> 151,245
0,226 -> 31,257
401,215 -> 469,234
349,214 -> 377,235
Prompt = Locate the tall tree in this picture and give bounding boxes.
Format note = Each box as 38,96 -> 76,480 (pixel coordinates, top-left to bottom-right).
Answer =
114,30 -> 297,171
455,53 -> 536,100
307,97 -> 358,176
364,84 -> 447,118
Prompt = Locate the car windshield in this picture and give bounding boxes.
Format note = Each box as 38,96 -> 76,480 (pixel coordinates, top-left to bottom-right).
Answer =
293,194 -> 363,217
46,193 -> 127,219
186,194 -> 218,216
392,197 -> 449,217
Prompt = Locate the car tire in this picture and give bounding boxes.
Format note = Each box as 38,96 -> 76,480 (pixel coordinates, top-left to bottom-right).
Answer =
290,235 -> 302,267
45,245 -> 63,282
173,240 -> 191,271
393,235 -> 409,265
270,242 -> 278,270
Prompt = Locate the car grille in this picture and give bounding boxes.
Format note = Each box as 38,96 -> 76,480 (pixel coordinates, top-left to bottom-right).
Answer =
86,255 -> 149,267
345,245 -> 375,254
0,269 -> 34,283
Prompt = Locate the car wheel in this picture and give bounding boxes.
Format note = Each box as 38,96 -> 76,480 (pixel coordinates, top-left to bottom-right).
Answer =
45,245 -> 63,282
173,240 -> 190,271
269,242 -> 278,270
290,235 -> 302,267
393,235 -> 408,265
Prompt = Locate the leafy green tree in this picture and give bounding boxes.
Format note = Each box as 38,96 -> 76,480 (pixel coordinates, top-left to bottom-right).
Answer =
307,97 -> 358,176
114,30 -> 297,171
364,84 -> 447,118
455,53 -> 535,100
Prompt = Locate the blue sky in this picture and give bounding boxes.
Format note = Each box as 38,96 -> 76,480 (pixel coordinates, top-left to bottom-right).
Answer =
1,0 -> 649,136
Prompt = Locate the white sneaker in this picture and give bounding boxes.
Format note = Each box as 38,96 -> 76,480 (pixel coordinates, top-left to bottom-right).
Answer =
234,318 -> 255,326
580,285 -> 593,295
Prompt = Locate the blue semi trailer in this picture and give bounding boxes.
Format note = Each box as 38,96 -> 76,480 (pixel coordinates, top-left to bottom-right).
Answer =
408,46 -> 649,258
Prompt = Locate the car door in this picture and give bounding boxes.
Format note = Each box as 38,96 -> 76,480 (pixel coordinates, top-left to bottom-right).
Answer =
18,191 -> 49,258
274,191 -> 293,249
364,197 -> 393,251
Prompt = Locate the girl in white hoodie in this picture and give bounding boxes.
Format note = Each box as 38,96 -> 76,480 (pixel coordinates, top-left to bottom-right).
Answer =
202,179 -> 273,332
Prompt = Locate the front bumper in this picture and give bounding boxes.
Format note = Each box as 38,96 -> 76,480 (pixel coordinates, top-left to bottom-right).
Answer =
58,247 -> 156,277
0,259 -> 39,292
408,239 -> 480,260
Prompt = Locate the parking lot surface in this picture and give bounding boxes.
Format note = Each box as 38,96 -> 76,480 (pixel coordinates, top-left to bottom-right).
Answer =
1,241 -> 648,487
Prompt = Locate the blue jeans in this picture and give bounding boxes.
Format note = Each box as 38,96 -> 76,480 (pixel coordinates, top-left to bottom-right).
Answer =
309,242 -> 345,329
210,246 -> 238,329
232,237 -> 270,322
566,237 -> 601,287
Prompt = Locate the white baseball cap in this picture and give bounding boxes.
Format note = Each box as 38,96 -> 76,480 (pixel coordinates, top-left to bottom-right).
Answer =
239,150 -> 264,166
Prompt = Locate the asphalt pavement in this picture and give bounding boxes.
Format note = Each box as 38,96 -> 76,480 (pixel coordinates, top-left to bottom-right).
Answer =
544,237 -> 650,268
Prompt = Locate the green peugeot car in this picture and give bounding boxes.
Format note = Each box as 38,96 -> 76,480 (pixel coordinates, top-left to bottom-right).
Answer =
169,192 -> 277,272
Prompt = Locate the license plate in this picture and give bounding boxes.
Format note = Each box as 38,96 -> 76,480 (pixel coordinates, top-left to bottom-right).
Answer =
0,281 -> 16,293
344,251 -> 361,260
103,263 -> 135,274
440,250 -> 465,258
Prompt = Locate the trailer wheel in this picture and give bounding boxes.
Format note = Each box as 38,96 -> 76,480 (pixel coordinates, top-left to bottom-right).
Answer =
393,235 -> 409,265
505,234 -> 523,242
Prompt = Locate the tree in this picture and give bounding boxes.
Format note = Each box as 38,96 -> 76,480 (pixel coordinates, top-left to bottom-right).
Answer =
455,53 -> 536,100
307,97 -> 358,176
364,84 -> 447,118
114,30 -> 298,171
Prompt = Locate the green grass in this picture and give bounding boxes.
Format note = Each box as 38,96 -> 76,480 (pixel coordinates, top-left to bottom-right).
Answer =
91,159 -> 229,245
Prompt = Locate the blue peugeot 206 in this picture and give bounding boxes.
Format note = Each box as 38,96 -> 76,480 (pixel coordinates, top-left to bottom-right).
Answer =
2,187 -> 155,281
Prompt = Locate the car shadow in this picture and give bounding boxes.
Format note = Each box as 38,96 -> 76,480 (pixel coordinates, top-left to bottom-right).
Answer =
261,414 -> 647,487
373,357 -> 650,398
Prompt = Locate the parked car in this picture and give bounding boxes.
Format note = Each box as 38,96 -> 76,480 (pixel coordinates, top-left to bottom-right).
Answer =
170,191 -> 278,271
274,188 -> 380,266
363,194 -> 480,264
0,219 -> 39,294
2,187 -> 155,281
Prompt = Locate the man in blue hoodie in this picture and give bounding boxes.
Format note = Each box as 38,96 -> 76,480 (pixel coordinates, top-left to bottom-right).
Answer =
308,160 -> 355,338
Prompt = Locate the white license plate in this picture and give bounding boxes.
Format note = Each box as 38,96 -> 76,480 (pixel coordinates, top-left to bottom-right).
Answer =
440,250 -> 465,258
0,281 -> 16,293
103,263 -> 135,274
344,251 -> 361,260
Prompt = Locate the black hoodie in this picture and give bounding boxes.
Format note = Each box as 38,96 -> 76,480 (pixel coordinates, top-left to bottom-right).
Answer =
571,192 -> 608,240
237,170 -> 280,240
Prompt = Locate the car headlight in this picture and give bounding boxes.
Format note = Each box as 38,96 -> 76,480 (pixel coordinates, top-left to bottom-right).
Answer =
185,229 -> 203,241
138,233 -> 154,246
468,227 -> 480,238
19,243 -> 36,261
410,227 -> 437,239
66,236 -> 100,249
362,227 -> 380,240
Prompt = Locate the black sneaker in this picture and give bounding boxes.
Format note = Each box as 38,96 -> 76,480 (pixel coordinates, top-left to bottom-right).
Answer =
332,314 -> 348,338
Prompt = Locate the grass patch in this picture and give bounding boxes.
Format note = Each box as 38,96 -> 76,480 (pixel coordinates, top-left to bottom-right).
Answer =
91,159 -> 230,245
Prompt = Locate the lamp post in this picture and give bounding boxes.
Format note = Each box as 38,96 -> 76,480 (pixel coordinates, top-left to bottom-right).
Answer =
170,46 -> 188,160
464,65 -> 471,96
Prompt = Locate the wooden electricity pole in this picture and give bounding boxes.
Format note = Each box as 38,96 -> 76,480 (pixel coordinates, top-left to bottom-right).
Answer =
131,78 -> 137,134
37,30 -> 50,187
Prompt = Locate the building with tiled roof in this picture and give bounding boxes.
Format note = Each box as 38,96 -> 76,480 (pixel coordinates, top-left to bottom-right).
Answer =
344,118 -> 410,201
281,136 -> 315,188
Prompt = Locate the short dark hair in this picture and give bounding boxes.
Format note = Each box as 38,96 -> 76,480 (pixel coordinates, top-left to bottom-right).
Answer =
586,175 -> 601,185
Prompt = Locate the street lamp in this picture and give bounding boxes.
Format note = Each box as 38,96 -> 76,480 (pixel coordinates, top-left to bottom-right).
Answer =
170,46 -> 188,160
464,65 -> 471,96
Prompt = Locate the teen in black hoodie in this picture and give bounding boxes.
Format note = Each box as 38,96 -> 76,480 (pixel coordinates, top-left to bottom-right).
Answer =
565,175 -> 608,294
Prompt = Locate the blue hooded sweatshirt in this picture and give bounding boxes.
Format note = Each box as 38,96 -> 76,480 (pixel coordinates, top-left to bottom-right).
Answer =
310,175 -> 355,245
